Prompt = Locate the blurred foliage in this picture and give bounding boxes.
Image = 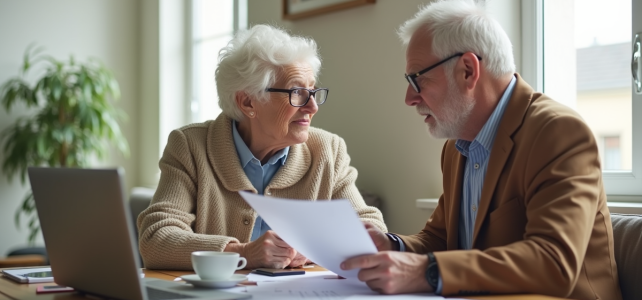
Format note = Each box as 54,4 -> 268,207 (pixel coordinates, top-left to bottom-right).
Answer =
0,45 -> 129,244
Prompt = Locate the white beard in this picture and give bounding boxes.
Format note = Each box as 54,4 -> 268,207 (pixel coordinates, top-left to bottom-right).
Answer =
417,77 -> 475,139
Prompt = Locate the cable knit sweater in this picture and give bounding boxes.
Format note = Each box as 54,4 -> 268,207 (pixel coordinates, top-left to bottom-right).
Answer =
137,114 -> 387,270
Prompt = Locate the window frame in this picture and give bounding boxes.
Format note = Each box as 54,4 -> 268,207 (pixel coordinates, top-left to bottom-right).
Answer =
521,0 -> 642,198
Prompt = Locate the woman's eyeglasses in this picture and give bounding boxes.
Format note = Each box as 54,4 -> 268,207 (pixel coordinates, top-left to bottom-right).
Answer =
266,87 -> 329,107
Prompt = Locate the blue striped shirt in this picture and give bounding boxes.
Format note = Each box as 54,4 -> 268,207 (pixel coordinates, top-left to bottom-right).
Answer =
455,75 -> 516,250
231,120 -> 289,241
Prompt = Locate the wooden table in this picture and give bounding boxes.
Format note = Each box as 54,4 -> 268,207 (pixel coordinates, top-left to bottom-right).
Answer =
0,266 -> 567,300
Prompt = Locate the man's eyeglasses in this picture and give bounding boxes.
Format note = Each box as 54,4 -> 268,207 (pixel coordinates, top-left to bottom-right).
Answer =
266,87 -> 329,107
405,52 -> 482,93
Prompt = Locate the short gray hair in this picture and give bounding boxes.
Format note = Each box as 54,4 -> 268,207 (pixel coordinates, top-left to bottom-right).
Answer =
216,24 -> 322,120
398,0 -> 515,78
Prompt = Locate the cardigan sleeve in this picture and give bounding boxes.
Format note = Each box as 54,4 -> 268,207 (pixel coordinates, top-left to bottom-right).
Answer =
136,129 -> 239,270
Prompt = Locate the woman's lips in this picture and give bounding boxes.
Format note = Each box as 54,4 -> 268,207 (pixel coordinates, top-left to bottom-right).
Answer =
293,119 -> 310,125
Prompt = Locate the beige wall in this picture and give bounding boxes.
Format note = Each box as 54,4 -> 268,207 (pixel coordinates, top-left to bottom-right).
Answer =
248,0 -> 522,234
0,0 -> 140,255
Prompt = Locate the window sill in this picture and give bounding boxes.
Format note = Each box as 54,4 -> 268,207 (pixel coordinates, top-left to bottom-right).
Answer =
416,198 -> 642,214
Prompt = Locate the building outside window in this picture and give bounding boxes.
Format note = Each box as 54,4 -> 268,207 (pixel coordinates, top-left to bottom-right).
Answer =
536,0 -> 642,196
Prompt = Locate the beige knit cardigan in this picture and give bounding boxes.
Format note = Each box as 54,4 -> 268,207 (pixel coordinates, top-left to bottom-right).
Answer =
137,114 -> 387,270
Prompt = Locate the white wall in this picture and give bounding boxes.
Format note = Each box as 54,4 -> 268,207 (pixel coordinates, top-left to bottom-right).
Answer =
0,0 -> 140,256
248,0 -> 522,234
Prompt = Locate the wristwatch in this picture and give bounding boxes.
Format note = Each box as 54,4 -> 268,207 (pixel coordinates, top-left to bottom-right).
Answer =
425,252 -> 439,290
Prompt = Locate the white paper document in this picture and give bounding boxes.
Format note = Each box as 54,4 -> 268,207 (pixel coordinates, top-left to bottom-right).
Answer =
238,191 -> 377,279
248,270 -> 339,285
244,277 -> 444,300
1,267 -> 53,283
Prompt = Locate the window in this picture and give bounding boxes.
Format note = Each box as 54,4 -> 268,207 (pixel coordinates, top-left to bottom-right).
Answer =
522,0 -> 642,197
190,0 -> 247,123
603,136 -> 623,170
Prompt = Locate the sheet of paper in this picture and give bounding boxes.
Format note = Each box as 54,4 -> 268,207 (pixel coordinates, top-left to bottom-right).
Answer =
248,270 -> 338,284
239,191 -> 377,279
244,277 -> 445,300
1,267 -> 53,283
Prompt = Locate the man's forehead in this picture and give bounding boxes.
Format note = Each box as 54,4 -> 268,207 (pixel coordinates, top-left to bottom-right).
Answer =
405,35 -> 436,71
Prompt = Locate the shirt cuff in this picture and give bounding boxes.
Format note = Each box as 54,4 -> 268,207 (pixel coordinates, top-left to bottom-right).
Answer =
385,233 -> 405,252
397,237 -> 406,252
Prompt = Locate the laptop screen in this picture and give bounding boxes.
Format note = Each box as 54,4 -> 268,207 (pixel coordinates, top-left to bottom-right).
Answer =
29,167 -> 146,300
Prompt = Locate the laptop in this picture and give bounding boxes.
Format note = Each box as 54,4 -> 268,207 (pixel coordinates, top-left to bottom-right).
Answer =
28,167 -> 250,300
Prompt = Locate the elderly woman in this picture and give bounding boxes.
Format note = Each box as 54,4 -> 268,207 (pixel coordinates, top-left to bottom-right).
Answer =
137,24 -> 387,270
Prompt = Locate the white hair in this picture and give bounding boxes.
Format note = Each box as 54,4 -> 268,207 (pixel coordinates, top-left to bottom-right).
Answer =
216,24 -> 322,120
398,0 -> 515,78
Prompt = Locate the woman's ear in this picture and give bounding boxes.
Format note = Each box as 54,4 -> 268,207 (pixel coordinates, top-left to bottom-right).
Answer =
235,91 -> 256,118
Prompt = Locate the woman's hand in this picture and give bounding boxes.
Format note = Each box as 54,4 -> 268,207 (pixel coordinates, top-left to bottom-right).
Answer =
288,252 -> 310,268
226,230 -> 300,269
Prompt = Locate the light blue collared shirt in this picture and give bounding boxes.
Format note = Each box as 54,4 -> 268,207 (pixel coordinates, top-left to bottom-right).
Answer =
455,75 -> 516,250
232,120 -> 289,241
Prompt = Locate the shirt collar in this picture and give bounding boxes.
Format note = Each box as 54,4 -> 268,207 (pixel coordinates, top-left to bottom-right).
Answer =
456,75 -> 517,156
232,120 -> 289,168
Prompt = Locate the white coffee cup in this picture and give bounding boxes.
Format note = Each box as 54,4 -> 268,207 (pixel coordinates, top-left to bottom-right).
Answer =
191,251 -> 247,280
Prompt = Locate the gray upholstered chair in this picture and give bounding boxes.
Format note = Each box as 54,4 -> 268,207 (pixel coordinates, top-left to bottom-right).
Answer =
611,213 -> 642,300
128,187 -> 156,266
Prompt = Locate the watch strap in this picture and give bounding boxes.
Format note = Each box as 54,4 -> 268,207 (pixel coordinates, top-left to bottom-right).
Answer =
425,252 -> 439,290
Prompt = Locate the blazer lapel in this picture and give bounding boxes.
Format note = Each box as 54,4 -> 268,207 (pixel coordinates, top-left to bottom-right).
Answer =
447,146 -> 466,249
472,74 -> 534,246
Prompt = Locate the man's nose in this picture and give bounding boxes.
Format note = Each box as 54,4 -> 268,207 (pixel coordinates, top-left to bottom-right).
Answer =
405,84 -> 421,106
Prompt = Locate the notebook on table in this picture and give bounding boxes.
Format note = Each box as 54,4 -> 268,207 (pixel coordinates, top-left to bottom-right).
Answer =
28,167 -> 250,300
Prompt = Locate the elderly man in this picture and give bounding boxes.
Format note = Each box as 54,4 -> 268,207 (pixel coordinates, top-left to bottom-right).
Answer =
341,1 -> 622,299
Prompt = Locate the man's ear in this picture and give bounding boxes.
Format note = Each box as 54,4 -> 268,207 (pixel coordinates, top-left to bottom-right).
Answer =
235,91 -> 256,118
460,52 -> 481,91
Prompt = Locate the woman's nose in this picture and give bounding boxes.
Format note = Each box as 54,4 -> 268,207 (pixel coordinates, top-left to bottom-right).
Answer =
301,95 -> 319,113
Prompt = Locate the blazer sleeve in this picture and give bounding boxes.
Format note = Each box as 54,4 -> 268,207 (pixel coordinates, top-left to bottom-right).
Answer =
330,136 -> 387,233
137,129 -> 239,270
436,113 -> 602,297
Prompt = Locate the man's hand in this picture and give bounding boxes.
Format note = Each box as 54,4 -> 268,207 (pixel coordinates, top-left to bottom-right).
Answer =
364,222 -> 393,251
225,230 -> 299,269
340,251 -> 433,294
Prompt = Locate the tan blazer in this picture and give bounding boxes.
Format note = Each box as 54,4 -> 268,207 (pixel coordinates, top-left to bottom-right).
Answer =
398,74 -> 622,300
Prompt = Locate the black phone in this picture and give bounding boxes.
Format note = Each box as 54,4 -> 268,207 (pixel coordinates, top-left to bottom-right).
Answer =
253,268 -> 305,276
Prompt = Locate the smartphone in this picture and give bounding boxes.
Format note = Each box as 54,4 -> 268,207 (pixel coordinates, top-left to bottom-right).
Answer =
36,285 -> 74,294
253,268 -> 305,276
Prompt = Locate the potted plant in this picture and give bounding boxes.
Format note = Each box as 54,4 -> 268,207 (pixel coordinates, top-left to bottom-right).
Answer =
0,45 -> 129,244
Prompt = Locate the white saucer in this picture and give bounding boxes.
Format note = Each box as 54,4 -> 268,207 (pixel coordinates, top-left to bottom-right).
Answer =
180,274 -> 248,289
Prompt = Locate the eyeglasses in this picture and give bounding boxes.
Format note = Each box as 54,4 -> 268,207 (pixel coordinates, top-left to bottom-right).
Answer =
266,87 -> 329,107
404,52 -> 482,93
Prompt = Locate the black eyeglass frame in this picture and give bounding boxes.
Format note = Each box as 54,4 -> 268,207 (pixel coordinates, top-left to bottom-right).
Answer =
405,52 -> 482,93
265,87 -> 329,107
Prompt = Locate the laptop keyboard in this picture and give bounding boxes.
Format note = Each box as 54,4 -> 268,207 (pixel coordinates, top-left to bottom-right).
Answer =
146,287 -> 195,300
